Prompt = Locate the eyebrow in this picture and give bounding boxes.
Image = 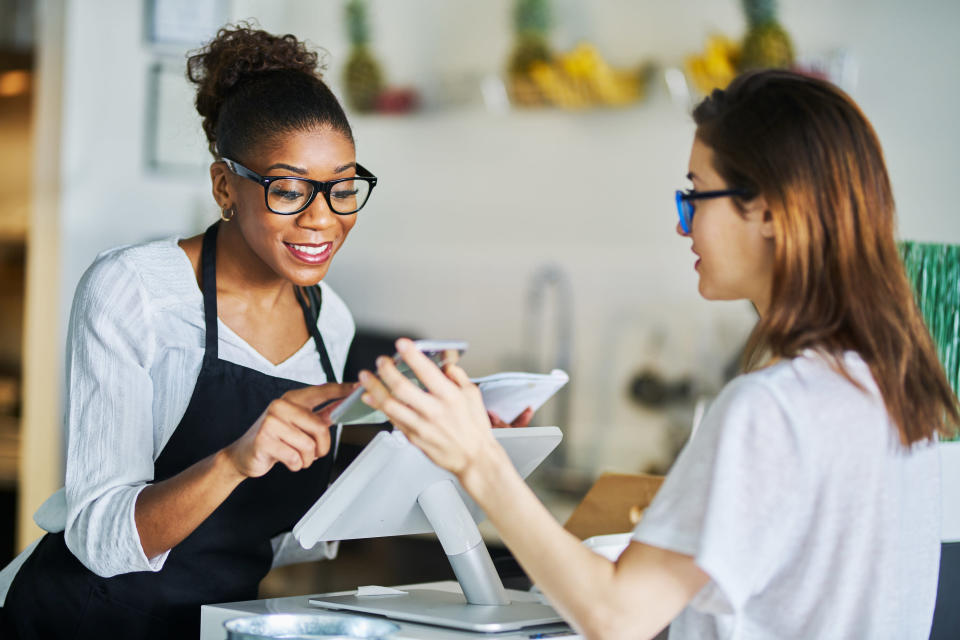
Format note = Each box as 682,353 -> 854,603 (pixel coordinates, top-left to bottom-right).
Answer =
265,161 -> 357,175
686,172 -> 697,181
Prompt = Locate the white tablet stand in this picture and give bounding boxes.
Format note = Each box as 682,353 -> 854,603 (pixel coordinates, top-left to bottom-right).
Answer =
292,426 -> 566,633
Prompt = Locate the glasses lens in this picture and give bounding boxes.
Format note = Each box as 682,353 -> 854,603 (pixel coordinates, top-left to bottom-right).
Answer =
675,191 -> 692,233
267,179 -> 313,214
329,178 -> 371,214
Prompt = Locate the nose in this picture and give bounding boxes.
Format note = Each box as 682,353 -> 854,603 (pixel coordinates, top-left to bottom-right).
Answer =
676,221 -> 688,237
297,192 -> 338,229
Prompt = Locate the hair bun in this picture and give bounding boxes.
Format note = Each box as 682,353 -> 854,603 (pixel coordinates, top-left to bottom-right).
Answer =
187,22 -> 325,153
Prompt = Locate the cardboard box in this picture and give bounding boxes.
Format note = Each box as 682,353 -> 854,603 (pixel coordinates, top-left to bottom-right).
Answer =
564,472 -> 665,540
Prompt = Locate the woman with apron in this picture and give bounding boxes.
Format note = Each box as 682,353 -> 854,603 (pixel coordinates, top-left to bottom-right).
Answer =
0,25 -> 374,638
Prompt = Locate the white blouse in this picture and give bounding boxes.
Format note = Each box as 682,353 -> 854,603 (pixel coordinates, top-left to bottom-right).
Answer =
0,236 -> 355,602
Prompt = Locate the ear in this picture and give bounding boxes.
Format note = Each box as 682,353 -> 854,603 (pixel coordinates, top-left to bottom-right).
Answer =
210,161 -> 233,209
754,196 -> 775,239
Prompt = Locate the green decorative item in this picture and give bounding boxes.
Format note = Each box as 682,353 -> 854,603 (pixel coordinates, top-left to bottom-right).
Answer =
508,0 -> 552,75
739,0 -> 795,71
344,0 -> 384,113
900,241 -> 960,440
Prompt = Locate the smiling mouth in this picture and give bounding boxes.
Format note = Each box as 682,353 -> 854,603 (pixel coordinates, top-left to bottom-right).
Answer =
285,242 -> 333,265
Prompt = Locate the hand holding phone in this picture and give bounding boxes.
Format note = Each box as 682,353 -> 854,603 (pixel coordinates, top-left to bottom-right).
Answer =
329,340 -> 468,425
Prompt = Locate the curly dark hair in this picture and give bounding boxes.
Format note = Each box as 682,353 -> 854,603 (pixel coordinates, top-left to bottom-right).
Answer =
187,22 -> 353,159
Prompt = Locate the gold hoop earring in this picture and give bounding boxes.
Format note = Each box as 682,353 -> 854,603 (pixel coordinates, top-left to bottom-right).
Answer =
220,206 -> 236,222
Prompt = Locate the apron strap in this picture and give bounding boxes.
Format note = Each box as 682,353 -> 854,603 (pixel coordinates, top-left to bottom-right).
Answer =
200,222 -> 221,365
201,221 -> 336,383
294,285 -> 338,384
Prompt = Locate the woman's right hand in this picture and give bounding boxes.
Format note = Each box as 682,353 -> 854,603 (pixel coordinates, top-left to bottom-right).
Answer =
223,383 -> 357,479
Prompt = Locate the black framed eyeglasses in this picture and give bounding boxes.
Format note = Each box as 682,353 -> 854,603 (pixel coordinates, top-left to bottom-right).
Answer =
223,158 -> 378,215
675,188 -> 750,234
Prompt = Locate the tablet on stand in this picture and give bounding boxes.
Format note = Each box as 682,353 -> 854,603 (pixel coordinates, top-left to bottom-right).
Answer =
292,426 -> 566,633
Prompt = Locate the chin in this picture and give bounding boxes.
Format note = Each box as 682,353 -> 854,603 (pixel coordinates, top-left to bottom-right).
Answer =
290,269 -> 331,288
697,280 -> 733,302
277,259 -> 333,287
697,280 -> 715,300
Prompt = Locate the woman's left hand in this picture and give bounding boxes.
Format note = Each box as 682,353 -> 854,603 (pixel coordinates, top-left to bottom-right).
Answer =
489,407 -> 534,428
359,338 -> 502,482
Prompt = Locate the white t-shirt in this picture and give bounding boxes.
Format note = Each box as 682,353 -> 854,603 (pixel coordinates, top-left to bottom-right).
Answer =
0,237 -> 355,604
633,350 -> 941,640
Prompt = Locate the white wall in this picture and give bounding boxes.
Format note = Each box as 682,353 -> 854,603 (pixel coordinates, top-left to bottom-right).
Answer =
53,0 -> 960,476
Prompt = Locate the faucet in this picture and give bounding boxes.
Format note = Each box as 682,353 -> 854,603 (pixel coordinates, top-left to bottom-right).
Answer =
523,264 -> 574,470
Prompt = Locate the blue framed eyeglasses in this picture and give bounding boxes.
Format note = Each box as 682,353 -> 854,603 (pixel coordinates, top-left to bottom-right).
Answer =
675,189 -> 750,234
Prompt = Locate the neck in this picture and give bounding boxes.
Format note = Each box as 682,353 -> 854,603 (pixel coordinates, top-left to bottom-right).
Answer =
751,295 -> 769,319
215,222 -> 292,307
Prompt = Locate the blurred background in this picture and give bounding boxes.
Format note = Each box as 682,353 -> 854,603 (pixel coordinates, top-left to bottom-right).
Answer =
0,0 -> 958,594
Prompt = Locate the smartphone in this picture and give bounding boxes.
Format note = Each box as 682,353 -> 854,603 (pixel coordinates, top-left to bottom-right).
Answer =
329,340 -> 468,425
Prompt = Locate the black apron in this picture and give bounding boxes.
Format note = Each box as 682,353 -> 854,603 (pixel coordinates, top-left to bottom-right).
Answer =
2,222 -> 338,639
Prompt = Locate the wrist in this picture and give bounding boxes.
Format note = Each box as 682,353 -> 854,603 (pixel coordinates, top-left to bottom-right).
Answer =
458,437 -> 515,506
214,448 -> 247,486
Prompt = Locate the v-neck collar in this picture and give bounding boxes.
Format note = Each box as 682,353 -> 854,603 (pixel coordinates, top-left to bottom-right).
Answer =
172,233 -> 323,372
216,319 -> 317,371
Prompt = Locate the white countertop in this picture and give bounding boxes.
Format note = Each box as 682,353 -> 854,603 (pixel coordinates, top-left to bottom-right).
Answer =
201,580 -> 581,640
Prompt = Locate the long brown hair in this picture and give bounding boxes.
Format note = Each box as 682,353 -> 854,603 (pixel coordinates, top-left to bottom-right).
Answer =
693,70 -> 958,445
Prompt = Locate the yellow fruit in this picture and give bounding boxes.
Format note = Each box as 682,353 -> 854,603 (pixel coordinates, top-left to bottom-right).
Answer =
529,61 -> 591,109
528,42 -> 646,109
686,34 -> 740,94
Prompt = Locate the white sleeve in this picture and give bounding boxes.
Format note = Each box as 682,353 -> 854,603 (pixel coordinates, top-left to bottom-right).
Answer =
62,251 -> 171,577
632,376 -> 808,613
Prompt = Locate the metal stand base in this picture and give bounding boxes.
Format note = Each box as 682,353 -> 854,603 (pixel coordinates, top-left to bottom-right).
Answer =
309,585 -> 564,633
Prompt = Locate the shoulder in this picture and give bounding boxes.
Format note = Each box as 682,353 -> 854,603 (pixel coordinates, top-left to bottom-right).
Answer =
722,351 -> 866,412
76,236 -> 199,312
694,359 -> 816,459
702,351 -> 883,456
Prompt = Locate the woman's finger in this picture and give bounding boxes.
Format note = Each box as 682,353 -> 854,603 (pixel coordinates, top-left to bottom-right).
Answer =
374,357 -> 443,416
394,338 -> 458,396
511,407 -> 534,428
264,413 -> 320,467
359,370 -> 433,434
445,363 -> 473,388
284,382 -> 359,412
444,364 -> 487,416
268,398 -> 333,458
258,430 -> 307,473
488,411 -> 508,428
361,390 -> 431,437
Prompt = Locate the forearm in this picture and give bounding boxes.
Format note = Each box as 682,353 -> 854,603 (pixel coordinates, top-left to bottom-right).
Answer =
361,346 -> 699,636
462,445 -> 620,637
463,444 -> 678,640
135,449 -> 245,559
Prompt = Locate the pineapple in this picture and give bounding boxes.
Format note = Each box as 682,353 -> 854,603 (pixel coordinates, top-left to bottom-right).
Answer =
343,0 -> 384,113
739,0 -> 795,71
686,35 -> 741,93
507,0 -> 553,106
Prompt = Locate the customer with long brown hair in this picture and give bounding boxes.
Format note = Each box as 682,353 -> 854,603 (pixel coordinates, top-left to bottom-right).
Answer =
360,70 -> 959,639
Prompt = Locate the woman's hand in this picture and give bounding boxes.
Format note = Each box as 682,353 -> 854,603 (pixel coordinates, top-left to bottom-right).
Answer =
488,407 -> 534,428
359,338 -> 503,483
223,382 -> 357,479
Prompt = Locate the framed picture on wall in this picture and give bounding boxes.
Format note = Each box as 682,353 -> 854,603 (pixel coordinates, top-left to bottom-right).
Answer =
144,0 -> 227,48
144,60 -> 210,173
